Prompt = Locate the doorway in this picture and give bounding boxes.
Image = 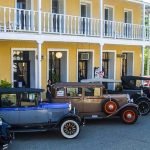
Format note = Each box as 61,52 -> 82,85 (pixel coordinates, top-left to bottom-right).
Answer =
78,51 -> 93,82
12,50 -> 36,88
122,52 -> 133,76
80,3 -> 91,34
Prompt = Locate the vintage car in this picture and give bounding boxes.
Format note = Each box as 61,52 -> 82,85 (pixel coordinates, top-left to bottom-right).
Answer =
121,76 -> 150,115
0,88 -> 81,139
0,118 -> 12,150
51,82 -> 139,124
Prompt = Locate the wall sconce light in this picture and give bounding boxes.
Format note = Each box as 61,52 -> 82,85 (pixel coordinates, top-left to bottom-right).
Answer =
56,52 -> 62,59
36,54 -> 44,60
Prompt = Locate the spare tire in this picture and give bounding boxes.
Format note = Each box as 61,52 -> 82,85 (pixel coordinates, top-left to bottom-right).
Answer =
103,99 -> 119,115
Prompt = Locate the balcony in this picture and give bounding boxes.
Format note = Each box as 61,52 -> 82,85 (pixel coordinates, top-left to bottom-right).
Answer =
0,6 -> 150,42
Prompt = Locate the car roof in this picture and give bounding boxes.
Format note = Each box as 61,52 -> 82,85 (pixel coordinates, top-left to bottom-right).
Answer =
121,76 -> 150,81
0,88 -> 44,94
52,82 -> 103,88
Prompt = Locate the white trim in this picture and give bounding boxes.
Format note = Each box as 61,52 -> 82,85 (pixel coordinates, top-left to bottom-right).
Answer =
11,48 -> 37,88
104,4 -> 115,21
47,48 -> 69,82
121,50 -> 135,76
77,49 -> 94,82
80,0 -> 92,18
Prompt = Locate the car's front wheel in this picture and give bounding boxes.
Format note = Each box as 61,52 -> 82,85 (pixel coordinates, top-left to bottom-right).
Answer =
121,107 -> 138,124
60,119 -> 80,139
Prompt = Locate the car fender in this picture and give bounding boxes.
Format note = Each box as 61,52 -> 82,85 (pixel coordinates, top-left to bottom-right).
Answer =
106,103 -> 138,118
55,113 -> 81,127
135,96 -> 150,103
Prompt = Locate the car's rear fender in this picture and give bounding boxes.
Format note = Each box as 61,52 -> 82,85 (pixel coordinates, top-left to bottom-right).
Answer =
55,113 -> 81,128
106,103 -> 138,117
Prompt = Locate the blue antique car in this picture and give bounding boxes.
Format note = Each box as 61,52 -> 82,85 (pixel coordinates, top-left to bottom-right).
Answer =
0,88 -> 81,139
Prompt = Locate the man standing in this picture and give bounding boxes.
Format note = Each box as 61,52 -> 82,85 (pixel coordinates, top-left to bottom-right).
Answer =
46,80 -> 52,102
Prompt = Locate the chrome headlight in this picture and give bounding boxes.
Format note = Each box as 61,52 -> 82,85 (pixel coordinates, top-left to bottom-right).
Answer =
68,102 -> 72,111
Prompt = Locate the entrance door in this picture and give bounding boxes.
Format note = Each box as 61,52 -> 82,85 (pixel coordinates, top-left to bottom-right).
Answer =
124,10 -> 132,38
104,7 -> 113,37
13,60 -> 30,88
122,53 -> 133,76
78,60 -> 88,82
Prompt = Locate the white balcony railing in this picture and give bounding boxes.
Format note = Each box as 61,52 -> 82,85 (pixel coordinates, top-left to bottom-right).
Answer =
0,6 -> 150,42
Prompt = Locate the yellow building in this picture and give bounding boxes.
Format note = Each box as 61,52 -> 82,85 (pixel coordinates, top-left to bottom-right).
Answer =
0,0 -> 150,90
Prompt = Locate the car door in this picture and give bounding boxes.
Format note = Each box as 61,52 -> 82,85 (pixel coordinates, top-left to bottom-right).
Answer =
83,87 -> 103,114
18,93 -> 49,125
0,93 -> 19,125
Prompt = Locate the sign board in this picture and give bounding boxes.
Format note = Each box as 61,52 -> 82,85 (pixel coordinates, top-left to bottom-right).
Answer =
94,67 -> 104,79
57,90 -> 64,97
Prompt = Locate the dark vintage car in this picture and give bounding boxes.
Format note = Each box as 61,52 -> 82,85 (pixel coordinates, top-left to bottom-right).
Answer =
51,82 -> 139,124
0,118 -> 12,150
121,76 -> 150,115
0,88 -> 81,139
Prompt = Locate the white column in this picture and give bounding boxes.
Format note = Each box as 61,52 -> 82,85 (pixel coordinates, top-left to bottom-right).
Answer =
147,49 -> 150,76
143,3 -> 145,41
100,0 -> 103,38
100,44 -> 104,71
37,40 -> 43,88
141,45 -> 145,76
38,0 -> 42,34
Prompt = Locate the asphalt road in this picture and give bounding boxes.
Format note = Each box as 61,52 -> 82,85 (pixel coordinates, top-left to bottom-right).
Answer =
8,115 -> 150,150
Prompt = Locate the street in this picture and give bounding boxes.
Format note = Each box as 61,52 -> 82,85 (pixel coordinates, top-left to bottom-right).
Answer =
9,115 -> 150,150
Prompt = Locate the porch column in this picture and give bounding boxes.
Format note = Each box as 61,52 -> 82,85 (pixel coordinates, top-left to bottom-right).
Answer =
100,44 -> 104,71
37,40 -> 43,88
143,3 -> 145,41
100,0 -> 103,38
38,0 -> 42,34
141,45 -> 145,76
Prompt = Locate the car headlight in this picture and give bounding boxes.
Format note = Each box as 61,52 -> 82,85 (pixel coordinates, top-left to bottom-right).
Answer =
68,102 -> 72,111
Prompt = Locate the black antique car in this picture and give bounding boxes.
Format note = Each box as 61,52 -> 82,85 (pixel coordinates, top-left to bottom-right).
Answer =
0,88 -> 81,139
121,76 -> 150,115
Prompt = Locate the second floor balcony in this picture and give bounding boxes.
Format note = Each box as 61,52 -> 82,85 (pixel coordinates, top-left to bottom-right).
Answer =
0,6 -> 150,42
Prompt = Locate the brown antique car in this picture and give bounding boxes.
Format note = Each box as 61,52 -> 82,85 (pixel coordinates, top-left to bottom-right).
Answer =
51,82 -> 139,124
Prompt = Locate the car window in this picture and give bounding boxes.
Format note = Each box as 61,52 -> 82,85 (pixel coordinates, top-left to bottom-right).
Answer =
0,94 -> 17,108
20,93 -> 37,107
66,88 -> 82,97
56,88 -> 65,97
85,88 -> 101,97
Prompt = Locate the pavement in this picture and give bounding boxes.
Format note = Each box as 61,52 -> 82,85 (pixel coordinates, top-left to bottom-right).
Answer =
8,115 -> 150,150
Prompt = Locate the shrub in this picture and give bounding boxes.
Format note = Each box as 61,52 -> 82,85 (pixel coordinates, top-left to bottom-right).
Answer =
0,80 -> 12,88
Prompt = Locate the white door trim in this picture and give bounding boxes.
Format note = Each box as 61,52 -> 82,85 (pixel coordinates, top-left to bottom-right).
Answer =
121,51 -> 134,76
47,48 -> 69,82
11,48 -> 37,88
77,49 -> 94,81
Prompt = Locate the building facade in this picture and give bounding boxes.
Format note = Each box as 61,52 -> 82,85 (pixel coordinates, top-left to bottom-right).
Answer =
0,0 -> 150,90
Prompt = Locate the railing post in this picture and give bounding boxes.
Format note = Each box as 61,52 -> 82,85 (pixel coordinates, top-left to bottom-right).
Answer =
4,7 -> 6,32
38,0 -> 42,34
143,3 -> 145,41
100,0 -> 103,38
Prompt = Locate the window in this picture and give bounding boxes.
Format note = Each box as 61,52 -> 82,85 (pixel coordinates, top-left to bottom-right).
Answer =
56,88 -> 65,97
102,52 -> 109,78
66,88 -> 82,97
19,93 -> 37,107
122,53 -> 127,76
0,94 -> 17,108
85,88 -> 101,97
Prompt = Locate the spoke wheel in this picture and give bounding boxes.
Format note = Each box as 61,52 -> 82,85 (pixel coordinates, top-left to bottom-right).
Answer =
137,100 -> 150,116
60,119 -> 80,139
121,107 -> 138,124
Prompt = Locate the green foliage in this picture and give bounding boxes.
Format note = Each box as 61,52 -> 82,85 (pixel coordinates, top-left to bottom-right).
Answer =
0,80 -> 12,88
144,48 -> 148,75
